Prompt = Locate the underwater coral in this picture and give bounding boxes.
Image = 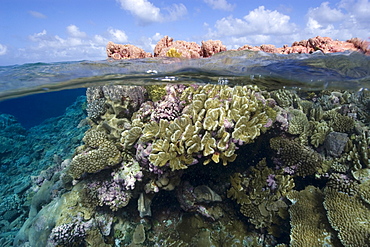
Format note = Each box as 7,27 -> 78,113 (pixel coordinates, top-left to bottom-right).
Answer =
5,84 -> 370,247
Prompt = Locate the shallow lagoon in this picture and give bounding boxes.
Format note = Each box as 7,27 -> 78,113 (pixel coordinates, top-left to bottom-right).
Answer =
0,50 -> 369,246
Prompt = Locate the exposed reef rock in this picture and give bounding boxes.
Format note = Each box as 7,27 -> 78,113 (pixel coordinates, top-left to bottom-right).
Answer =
238,36 -> 370,55
106,41 -> 152,59
107,36 -> 369,60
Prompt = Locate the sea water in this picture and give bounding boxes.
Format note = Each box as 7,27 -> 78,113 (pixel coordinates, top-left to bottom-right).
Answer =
0,50 -> 369,246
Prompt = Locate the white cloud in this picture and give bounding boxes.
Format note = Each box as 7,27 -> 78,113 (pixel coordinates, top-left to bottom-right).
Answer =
339,0 -> 370,21
307,2 -> 345,24
204,0 -> 235,11
206,5 -> 297,45
28,10 -> 47,19
305,0 -> 370,40
108,28 -> 128,43
204,2 -> 370,49
116,0 -> 187,24
66,25 -> 87,38
165,3 -> 187,21
93,35 -> 109,46
136,33 -> 163,52
0,44 -> 7,55
20,25 -> 132,63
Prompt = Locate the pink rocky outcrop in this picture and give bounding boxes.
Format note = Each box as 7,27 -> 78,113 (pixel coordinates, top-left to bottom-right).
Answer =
107,36 -> 369,60
153,36 -> 226,58
153,36 -> 173,57
106,41 -> 152,59
154,36 -> 202,58
238,36 -> 370,55
201,40 -> 227,57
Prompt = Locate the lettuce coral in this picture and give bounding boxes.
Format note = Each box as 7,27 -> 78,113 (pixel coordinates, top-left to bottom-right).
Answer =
69,130 -> 121,179
122,84 -> 275,171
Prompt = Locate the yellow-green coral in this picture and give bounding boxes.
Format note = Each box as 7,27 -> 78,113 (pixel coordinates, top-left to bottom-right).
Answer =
270,89 -> 299,108
228,159 -> 294,232
166,48 -> 182,58
287,186 -> 340,247
330,130 -> 370,173
287,109 -> 310,135
310,121 -> 330,148
145,85 -> 167,102
69,130 -> 122,179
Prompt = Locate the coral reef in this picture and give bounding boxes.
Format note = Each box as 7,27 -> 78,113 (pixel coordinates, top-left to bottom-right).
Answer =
324,185 -> 370,247
9,81 -> 370,247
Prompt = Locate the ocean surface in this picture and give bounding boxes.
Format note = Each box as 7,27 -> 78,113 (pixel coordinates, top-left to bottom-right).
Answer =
0,50 -> 369,246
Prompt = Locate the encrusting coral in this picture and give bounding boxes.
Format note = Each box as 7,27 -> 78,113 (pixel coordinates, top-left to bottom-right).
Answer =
324,185 -> 370,247
286,186 -> 341,247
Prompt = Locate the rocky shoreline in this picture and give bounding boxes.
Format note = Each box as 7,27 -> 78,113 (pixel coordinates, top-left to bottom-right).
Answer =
107,35 -> 370,60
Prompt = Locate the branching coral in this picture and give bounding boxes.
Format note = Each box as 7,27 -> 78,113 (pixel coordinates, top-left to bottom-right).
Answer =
270,137 -> 323,176
324,109 -> 355,133
69,130 -> 121,179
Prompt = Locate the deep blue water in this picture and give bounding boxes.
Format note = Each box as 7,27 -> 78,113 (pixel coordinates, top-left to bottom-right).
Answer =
0,88 -> 85,129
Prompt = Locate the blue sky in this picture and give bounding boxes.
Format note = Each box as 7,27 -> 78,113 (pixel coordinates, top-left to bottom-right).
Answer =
0,0 -> 369,65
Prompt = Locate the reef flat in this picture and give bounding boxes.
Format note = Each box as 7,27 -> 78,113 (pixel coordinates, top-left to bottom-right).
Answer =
2,82 -> 369,246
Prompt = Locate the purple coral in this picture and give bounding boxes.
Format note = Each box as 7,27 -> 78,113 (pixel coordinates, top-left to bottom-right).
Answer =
111,161 -> 143,190
87,179 -> 132,211
151,85 -> 186,122
266,174 -> 278,190
48,221 -> 90,246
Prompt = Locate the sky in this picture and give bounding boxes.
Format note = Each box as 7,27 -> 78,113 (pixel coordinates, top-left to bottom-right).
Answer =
0,0 -> 369,66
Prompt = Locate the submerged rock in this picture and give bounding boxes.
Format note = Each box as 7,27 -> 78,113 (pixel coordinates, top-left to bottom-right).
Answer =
324,132 -> 349,157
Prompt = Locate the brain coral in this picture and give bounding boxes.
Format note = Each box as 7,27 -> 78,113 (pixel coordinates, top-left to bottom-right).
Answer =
69,130 -> 122,179
122,84 -> 275,171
